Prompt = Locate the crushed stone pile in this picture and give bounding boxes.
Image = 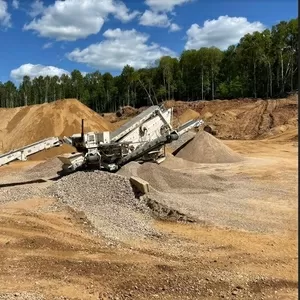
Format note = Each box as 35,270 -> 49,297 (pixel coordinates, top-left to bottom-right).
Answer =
176,131 -> 244,164
167,131 -> 196,154
116,161 -> 141,178
137,162 -> 221,193
25,157 -> 62,179
161,154 -> 201,170
0,99 -> 112,159
46,171 -> 158,241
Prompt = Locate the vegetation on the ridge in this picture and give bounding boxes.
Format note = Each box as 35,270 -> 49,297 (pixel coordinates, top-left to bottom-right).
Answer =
0,18 -> 297,112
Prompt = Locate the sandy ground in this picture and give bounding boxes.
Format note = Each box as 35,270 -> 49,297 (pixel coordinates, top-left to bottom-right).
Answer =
0,139 -> 297,300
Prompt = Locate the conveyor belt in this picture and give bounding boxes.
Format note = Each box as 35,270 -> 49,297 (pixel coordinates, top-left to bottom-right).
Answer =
0,137 -> 62,166
110,106 -> 159,142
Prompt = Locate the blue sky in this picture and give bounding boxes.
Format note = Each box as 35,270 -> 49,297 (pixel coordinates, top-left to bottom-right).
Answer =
0,0 -> 297,84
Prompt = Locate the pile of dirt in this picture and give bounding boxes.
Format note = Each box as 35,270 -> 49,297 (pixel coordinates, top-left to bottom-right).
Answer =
178,108 -> 200,125
176,131 -> 244,164
165,96 -> 298,140
0,99 -> 112,159
264,128 -> 298,142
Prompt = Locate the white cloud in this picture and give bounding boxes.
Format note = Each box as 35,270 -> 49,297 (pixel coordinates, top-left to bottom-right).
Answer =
43,42 -> 53,49
28,0 -> 45,18
12,0 -> 19,9
10,64 -> 70,81
140,0 -> 188,31
113,1 -> 140,22
24,0 -> 139,41
67,28 -> 176,70
185,15 -> 266,50
0,0 -> 11,27
145,0 -> 193,12
169,23 -> 181,32
139,10 -> 170,28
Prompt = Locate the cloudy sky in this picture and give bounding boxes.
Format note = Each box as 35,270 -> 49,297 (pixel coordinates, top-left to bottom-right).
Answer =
0,0 -> 297,83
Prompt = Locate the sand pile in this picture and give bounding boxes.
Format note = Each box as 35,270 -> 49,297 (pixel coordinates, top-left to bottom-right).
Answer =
176,131 -> 244,163
264,128 -> 298,142
0,99 -> 112,159
178,108 -> 200,125
165,96 -> 298,140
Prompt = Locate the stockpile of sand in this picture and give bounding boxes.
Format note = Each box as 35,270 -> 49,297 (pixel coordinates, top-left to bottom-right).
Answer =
0,99 -> 112,159
165,96 -> 298,140
178,108 -> 200,125
176,131 -> 244,163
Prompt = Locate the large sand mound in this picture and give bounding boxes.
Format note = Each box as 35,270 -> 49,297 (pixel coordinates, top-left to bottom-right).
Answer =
0,99 -> 112,159
176,131 -> 244,163
165,96 -> 298,140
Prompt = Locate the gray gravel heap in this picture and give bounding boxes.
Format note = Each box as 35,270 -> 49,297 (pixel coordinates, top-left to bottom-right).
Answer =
25,158 -> 62,179
46,171 -> 158,241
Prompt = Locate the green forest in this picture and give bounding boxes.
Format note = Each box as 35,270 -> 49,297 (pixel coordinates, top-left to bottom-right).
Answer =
0,18 -> 298,113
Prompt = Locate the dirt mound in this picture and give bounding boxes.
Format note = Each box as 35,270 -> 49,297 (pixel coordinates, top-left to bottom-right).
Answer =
264,128 -> 298,142
176,131 -> 244,164
165,96 -> 297,140
0,99 -> 112,159
178,109 -> 200,125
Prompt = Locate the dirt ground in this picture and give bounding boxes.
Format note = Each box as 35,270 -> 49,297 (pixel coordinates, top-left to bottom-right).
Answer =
0,139 -> 297,300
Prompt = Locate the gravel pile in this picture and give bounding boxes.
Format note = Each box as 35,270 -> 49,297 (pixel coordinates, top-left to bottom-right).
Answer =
46,171 -> 158,241
137,162 -> 222,193
176,131 -> 244,163
116,161 -> 140,178
167,131 -> 196,153
0,183 -> 50,205
25,158 -> 62,179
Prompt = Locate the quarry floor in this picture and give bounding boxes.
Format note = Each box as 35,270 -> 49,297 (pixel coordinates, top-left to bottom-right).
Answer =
0,139 -> 297,300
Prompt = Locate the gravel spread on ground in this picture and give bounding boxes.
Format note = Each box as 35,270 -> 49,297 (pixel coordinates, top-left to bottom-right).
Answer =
25,158 -> 62,179
0,293 -> 45,300
134,162 -> 295,234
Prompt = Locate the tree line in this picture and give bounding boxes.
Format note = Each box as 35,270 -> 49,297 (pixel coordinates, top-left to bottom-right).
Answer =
0,18 -> 297,113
